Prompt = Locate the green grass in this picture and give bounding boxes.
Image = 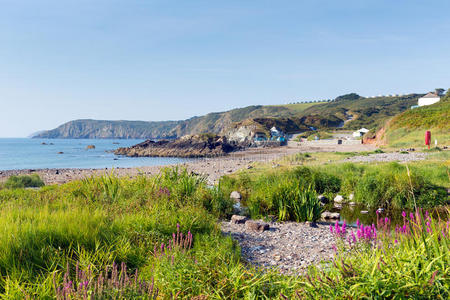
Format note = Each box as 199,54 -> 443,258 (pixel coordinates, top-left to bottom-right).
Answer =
2,174 -> 44,189
222,160 -> 448,210
384,98 -> 450,148
0,166 -> 448,298
275,102 -> 324,113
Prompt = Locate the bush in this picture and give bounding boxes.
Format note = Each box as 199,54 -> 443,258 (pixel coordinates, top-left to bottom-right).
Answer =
292,167 -> 341,194
353,163 -> 447,209
248,179 -> 322,222
4,174 -> 45,189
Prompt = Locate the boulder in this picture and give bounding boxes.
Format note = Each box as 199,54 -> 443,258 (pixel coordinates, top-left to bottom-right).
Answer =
318,195 -> 329,205
321,211 -> 340,220
334,195 -> 344,203
245,220 -> 269,232
230,191 -> 242,201
230,215 -> 248,224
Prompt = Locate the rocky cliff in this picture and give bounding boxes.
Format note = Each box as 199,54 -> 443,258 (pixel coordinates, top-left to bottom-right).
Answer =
114,134 -> 242,158
34,119 -> 182,139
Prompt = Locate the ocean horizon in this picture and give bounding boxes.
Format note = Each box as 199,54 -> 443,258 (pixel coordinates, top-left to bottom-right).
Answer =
0,138 -> 189,171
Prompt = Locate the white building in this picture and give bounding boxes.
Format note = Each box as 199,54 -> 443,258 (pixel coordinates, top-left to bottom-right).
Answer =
270,126 -> 284,137
352,128 -> 370,138
418,92 -> 440,107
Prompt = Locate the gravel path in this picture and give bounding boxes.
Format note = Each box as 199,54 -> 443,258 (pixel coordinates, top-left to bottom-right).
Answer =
221,221 -> 336,274
344,152 -> 428,163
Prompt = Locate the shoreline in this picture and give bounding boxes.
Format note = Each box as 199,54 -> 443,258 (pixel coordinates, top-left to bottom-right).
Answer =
0,144 -> 377,185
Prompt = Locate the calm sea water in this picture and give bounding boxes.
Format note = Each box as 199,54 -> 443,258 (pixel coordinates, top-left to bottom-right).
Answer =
0,138 -> 189,170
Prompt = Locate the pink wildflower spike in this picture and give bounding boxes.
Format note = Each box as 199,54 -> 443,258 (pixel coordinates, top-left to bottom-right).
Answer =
394,239 -> 398,244
330,224 -> 333,233
410,212 -> 414,220
356,219 -> 360,227
351,231 -> 356,243
402,211 -> 406,218
335,221 -> 340,234
342,220 -> 346,234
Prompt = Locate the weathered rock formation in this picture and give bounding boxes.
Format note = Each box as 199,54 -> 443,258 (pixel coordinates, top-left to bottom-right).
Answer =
114,134 -> 242,158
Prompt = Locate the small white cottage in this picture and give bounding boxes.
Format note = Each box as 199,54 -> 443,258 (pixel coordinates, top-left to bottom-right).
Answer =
270,127 -> 284,137
352,128 -> 369,138
418,92 -> 440,107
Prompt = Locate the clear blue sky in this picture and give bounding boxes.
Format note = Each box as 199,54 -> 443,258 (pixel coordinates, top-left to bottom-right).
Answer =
1,0 -> 449,137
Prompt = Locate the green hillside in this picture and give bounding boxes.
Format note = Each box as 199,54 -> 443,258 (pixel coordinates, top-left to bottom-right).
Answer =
383,92 -> 450,148
299,93 -> 421,130
33,93 -> 423,139
34,104 -> 323,139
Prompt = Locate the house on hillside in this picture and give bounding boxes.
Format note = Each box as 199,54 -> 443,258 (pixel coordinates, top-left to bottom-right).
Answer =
270,127 -> 284,137
270,127 -> 287,143
352,128 -> 369,138
253,132 -> 268,142
418,92 -> 440,107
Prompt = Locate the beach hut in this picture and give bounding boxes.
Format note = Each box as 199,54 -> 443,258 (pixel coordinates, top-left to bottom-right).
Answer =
352,128 -> 370,138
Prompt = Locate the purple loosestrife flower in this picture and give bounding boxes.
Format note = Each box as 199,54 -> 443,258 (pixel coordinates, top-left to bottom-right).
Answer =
356,219 -> 360,227
402,211 -> 406,218
351,231 -> 356,243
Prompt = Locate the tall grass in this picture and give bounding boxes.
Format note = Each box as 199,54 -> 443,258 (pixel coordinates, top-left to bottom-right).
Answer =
0,167 -> 447,298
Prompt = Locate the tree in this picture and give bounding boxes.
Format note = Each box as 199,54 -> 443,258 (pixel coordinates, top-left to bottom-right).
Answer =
435,88 -> 445,96
335,93 -> 362,102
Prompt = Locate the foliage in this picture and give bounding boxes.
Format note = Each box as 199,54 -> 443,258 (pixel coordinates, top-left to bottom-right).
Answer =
0,166 -> 447,298
311,210 -> 450,299
334,93 -> 362,101
223,162 -> 448,210
384,99 -> 450,147
3,174 -> 45,189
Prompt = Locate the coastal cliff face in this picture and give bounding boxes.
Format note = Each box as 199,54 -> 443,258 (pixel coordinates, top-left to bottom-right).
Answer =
33,105 -> 293,139
34,119 -> 182,139
114,134 -> 241,158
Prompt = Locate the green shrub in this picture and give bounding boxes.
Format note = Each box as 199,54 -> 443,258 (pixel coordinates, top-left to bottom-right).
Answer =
249,180 -> 322,222
4,174 -> 45,189
352,163 -> 447,209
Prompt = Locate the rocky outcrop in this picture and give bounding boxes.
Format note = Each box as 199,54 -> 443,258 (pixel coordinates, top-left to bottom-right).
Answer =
114,134 -> 242,158
245,220 -> 270,232
230,215 -> 248,224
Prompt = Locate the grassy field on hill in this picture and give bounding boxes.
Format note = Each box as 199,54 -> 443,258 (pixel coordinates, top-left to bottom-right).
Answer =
300,94 -> 421,131
384,93 -> 450,148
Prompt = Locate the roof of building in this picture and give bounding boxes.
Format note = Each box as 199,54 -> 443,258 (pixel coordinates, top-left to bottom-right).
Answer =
421,92 -> 440,98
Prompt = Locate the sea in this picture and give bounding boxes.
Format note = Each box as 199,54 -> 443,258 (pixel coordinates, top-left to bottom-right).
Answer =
0,138 -> 189,171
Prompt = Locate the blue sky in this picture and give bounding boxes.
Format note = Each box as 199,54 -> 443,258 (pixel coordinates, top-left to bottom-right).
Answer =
0,0 -> 449,137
